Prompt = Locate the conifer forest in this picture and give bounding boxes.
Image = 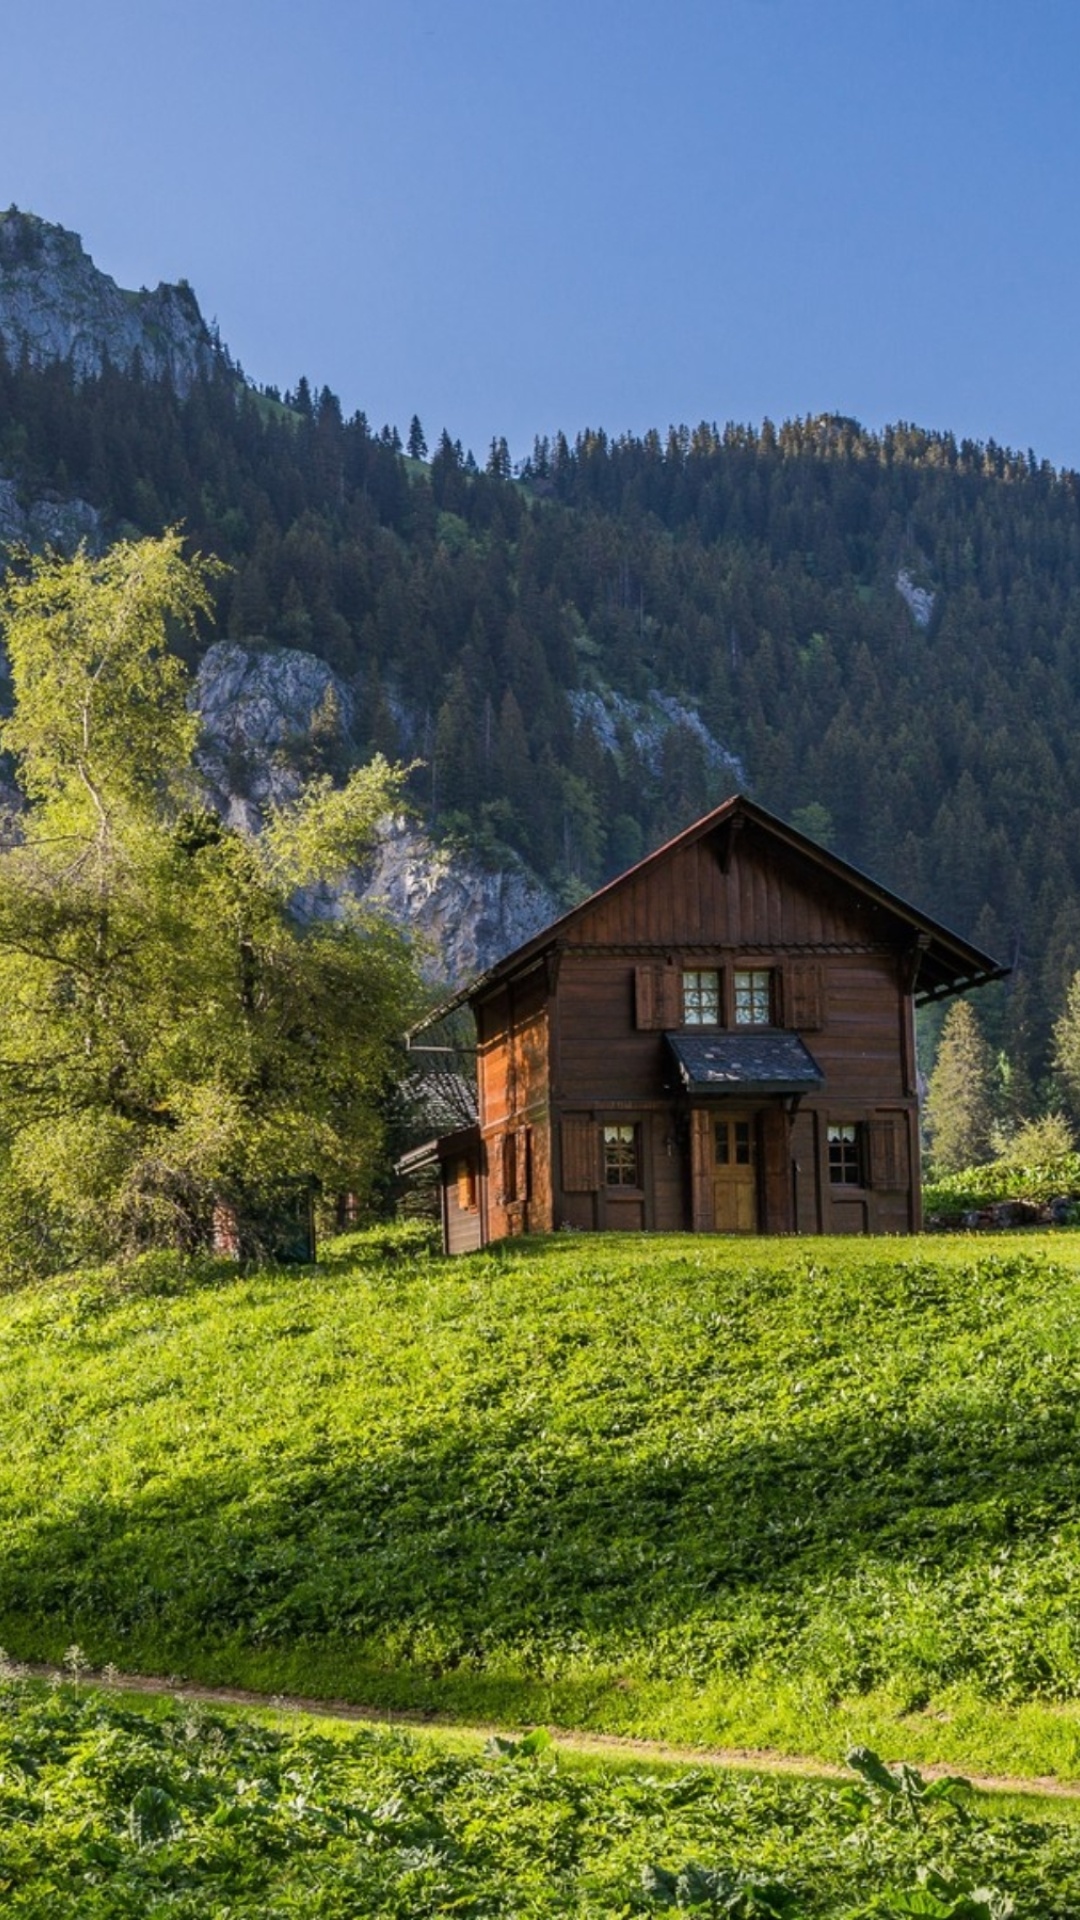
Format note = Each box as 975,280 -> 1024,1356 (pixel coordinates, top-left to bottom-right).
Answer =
2,349 -> 1078,1102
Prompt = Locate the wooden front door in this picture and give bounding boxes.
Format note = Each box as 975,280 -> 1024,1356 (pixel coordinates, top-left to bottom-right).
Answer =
712,1113 -> 757,1232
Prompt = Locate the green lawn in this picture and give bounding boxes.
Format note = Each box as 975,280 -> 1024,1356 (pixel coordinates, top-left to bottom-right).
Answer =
4,1229 -> 1080,1779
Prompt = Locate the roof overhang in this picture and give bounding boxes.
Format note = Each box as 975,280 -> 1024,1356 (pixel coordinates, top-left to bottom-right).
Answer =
666,1030 -> 825,1098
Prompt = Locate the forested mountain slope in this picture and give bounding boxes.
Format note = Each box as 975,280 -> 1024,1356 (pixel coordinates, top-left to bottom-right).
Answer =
0,256 -> 1077,1095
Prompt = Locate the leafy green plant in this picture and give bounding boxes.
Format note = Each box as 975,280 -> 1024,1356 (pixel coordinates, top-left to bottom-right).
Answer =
642,1860 -> 799,1916
843,1748 -> 972,1829
923,1153 -> 1080,1220
859,1868 -> 1013,1919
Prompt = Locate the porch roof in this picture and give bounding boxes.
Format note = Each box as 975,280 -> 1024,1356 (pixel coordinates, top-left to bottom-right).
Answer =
666,1030 -> 825,1098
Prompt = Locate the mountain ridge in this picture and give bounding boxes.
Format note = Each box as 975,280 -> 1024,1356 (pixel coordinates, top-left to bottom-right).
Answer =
0,208 -> 217,392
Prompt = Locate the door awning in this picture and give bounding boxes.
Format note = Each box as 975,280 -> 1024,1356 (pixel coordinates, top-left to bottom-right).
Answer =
666,1031 -> 825,1098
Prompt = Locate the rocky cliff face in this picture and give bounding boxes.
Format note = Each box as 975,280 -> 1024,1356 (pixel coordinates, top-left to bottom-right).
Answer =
0,475 -> 103,553
568,686 -> 744,785
359,819 -> 557,986
0,210 -> 216,391
196,641 -> 557,985
195,641 -> 355,828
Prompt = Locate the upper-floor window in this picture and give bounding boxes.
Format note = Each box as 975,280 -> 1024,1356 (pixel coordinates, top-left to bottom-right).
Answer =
603,1123 -> 640,1187
683,969 -> 720,1025
733,968 -> 773,1026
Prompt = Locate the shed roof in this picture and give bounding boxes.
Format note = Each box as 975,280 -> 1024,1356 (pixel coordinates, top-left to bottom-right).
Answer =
666,1031 -> 825,1098
410,794 -> 1007,1033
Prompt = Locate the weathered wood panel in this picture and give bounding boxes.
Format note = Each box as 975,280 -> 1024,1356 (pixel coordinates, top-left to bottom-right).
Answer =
574,824 -> 887,954
559,1191 -> 598,1231
649,1112 -> 687,1231
690,1109 -> 715,1232
832,1198 -> 869,1233
791,1110 -> 821,1233
603,1195 -> 645,1232
445,1153 -> 483,1255
526,1121 -> 552,1233
760,1106 -> 792,1233
561,1114 -> 601,1191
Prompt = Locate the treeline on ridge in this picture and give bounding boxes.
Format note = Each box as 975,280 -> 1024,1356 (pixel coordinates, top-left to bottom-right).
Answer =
2,347 -> 1080,1108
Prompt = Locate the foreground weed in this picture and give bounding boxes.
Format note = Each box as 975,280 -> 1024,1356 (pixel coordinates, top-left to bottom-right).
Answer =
0,1695 -> 1070,1917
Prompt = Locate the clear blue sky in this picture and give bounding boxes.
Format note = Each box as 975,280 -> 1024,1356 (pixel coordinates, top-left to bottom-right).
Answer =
5,0 -> 1080,468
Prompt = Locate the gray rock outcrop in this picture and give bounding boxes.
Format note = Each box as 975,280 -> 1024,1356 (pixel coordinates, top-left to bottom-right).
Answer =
358,817 -> 557,985
195,640 -> 355,828
569,686 -> 744,786
0,209 -> 216,392
895,568 -> 936,631
197,639 -> 556,982
0,475 -> 103,553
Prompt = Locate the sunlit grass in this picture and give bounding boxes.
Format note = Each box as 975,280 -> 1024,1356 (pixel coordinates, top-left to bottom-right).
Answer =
3,1228 -> 1080,1779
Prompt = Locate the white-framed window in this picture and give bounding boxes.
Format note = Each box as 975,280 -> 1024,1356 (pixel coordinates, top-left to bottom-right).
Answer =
733,968 -> 773,1026
683,968 -> 721,1025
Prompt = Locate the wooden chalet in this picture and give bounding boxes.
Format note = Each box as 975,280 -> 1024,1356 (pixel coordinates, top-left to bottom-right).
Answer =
412,795 -> 1006,1250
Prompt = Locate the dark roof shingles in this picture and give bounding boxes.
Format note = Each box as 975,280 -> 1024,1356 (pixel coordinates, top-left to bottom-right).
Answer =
666,1031 -> 825,1096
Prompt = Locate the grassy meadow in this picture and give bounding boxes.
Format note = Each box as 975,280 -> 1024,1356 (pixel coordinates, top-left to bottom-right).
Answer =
4,1227 -> 1080,1786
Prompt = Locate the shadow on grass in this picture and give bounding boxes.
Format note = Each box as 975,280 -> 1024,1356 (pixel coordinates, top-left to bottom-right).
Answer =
3,1365 -> 1080,1712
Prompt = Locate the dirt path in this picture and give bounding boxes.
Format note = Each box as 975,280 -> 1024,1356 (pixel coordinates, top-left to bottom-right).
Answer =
12,1658 -> 1080,1803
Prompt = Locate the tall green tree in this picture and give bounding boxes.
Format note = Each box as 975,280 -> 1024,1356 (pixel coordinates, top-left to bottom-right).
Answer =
0,532 -> 419,1267
1051,970 -> 1080,1127
924,999 -> 996,1174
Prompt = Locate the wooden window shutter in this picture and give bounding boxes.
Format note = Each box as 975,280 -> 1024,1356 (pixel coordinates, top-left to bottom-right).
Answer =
561,1116 -> 600,1192
868,1115 -> 906,1190
690,1108 -> 715,1232
501,1132 -> 517,1204
784,959 -> 824,1030
634,965 -> 660,1029
635,964 -> 681,1029
516,1126 -> 531,1203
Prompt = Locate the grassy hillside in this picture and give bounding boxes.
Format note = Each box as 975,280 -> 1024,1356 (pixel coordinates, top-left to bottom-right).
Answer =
5,1229 -> 1080,1779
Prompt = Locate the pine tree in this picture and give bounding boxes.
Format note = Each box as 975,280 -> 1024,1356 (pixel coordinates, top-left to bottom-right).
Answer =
924,1000 -> 996,1173
486,435 -> 511,480
1051,971 -> 1080,1127
407,415 -> 427,461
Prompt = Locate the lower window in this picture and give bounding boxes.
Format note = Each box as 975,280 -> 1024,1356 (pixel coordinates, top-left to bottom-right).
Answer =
827,1123 -> 863,1185
603,1123 -> 640,1187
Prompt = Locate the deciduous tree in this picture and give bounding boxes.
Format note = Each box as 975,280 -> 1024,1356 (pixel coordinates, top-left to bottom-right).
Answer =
0,532 -> 419,1267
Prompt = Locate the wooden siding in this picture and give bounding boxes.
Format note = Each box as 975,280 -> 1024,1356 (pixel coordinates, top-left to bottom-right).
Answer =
555,956 -> 671,1103
570,821 -> 889,953
461,811 -> 933,1248
476,967 -> 552,1242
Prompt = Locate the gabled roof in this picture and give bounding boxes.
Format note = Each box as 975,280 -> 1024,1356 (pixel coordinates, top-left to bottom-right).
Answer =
410,793 -> 1007,1032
